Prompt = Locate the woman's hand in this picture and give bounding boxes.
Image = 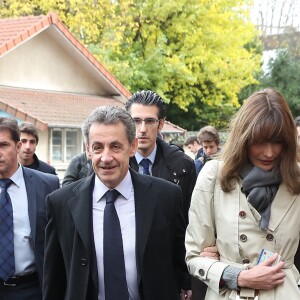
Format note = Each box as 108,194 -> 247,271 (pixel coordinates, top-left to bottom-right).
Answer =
200,246 -> 220,260
237,254 -> 285,290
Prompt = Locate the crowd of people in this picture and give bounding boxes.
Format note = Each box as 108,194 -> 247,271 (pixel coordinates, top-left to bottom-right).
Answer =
0,88 -> 300,300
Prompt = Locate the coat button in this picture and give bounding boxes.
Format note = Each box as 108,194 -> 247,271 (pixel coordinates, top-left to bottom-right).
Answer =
199,269 -> 205,276
242,258 -> 250,264
239,211 -> 246,219
240,234 -> 247,242
266,234 -> 274,241
80,258 -> 87,266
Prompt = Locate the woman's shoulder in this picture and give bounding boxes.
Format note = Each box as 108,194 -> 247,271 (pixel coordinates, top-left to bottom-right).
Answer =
195,160 -> 223,191
202,159 -> 223,175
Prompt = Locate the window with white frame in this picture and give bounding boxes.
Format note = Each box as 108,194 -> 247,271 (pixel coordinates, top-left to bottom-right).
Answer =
51,128 -> 82,162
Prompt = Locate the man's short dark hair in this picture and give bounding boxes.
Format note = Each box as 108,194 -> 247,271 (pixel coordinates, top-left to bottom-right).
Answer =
184,135 -> 199,146
19,122 -> 39,144
0,117 -> 20,143
125,90 -> 166,120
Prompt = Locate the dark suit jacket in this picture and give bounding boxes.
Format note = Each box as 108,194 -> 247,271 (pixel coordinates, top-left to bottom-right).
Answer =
22,167 -> 60,285
130,137 -> 196,224
43,169 -> 188,300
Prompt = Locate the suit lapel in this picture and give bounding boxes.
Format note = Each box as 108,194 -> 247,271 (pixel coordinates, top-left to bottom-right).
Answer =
67,175 -> 95,254
68,174 -> 99,296
23,167 -> 37,241
130,170 -> 158,283
268,183 -> 297,231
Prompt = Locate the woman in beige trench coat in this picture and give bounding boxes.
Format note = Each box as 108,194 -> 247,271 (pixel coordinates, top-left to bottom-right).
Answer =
185,88 -> 300,300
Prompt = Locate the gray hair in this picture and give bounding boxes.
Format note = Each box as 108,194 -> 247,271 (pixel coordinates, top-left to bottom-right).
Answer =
82,106 -> 136,144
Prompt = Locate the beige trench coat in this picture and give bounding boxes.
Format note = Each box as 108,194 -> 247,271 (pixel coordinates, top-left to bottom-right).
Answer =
185,160 -> 300,299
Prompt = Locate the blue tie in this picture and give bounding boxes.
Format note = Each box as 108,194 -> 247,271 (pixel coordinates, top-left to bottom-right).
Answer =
140,158 -> 151,175
0,178 -> 15,281
103,189 -> 129,300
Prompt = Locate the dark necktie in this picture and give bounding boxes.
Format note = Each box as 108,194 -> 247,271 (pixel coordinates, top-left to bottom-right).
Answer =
103,189 -> 129,300
0,179 -> 15,281
140,158 -> 151,175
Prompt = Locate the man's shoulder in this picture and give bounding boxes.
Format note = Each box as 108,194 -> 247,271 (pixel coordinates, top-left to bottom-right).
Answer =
157,138 -> 193,163
51,176 -> 90,197
131,168 -> 181,191
23,166 -> 58,183
37,159 -> 57,174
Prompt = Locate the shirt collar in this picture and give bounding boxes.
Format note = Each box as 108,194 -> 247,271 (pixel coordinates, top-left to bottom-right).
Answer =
94,170 -> 133,202
135,145 -> 157,164
10,164 -> 23,188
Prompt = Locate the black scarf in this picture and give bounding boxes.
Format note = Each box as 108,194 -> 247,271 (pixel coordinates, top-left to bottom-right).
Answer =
240,163 -> 282,231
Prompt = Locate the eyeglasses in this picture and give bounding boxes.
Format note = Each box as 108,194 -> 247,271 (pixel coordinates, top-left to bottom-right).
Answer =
133,118 -> 160,126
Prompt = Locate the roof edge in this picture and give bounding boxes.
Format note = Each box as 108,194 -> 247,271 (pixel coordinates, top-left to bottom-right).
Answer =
0,101 -> 48,130
48,12 -> 131,100
0,14 -> 51,56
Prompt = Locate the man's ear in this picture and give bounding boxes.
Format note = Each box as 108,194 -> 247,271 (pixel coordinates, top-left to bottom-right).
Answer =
129,138 -> 138,157
158,118 -> 165,132
16,141 -> 22,152
86,143 -> 91,157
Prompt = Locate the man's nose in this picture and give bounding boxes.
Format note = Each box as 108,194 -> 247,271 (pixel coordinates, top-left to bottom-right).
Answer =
100,148 -> 113,161
139,121 -> 147,132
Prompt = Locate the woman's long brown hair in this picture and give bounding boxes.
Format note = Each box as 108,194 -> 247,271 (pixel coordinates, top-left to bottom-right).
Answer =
219,88 -> 300,194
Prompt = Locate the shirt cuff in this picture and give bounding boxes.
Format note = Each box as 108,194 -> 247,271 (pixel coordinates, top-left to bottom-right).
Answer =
221,266 -> 242,290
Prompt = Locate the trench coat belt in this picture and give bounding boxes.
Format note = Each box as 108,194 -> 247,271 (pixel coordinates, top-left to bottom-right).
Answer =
228,288 -> 258,300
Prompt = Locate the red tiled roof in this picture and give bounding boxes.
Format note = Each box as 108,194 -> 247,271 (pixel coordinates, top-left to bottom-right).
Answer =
0,86 -> 187,134
0,86 -> 124,130
163,120 -> 186,133
0,12 -> 131,99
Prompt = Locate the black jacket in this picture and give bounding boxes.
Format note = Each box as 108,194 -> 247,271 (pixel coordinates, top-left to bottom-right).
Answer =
130,137 -> 197,224
25,153 -> 57,175
62,152 -> 93,186
43,170 -> 189,300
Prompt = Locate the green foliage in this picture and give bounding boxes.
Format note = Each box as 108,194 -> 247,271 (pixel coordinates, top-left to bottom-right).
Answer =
0,0 -> 262,129
260,49 -> 300,117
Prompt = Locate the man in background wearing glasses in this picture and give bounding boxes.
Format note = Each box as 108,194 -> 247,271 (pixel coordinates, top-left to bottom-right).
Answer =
125,90 -> 196,225
125,90 -> 204,299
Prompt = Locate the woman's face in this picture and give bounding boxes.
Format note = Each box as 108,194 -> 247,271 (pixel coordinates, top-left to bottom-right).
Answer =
247,142 -> 283,171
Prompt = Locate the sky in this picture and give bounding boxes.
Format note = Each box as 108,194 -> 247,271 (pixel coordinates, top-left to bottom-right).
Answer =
250,0 -> 300,34
248,0 -> 300,72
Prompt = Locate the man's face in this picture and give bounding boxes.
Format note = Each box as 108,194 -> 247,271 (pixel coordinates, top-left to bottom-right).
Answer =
86,122 -> 137,189
19,133 -> 37,163
187,141 -> 199,155
129,104 -> 164,157
202,141 -> 218,156
0,130 -> 21,178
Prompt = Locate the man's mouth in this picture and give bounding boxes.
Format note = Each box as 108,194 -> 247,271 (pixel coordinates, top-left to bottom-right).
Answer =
101,165 -> 116,170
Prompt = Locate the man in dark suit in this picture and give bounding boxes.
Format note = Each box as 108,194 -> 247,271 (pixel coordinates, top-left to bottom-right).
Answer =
125,90 -> 196,225
0,118 -> 60,300
43,106 -> 190,300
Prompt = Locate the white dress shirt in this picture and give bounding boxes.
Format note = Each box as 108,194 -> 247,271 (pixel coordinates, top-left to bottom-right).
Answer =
135,145 -> 157,175
6,165 -> 36,276
92,171 -> 139,300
